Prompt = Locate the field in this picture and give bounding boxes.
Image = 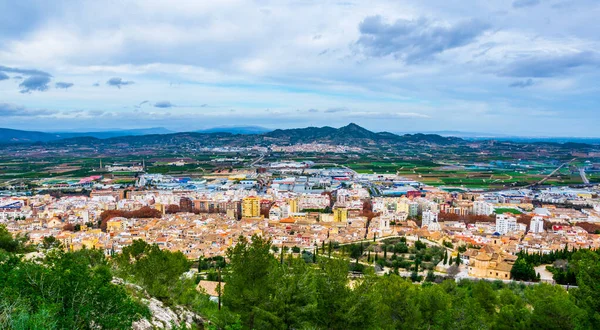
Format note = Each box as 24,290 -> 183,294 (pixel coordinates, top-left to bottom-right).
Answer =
0,148 -> 596,191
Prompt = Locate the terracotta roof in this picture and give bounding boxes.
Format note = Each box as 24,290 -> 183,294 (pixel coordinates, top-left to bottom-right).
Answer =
279,217 -> 296,224
197,280 -> 220,297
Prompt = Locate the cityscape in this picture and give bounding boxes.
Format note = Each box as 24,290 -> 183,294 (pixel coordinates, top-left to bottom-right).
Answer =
2,0 -> 600,329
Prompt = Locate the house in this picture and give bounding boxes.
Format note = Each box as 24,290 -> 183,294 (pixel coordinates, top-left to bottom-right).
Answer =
197,280 -> 221,303
466,246 -> 517,280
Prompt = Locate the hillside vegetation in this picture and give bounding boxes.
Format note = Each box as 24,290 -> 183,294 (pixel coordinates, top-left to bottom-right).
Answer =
1,227 -> 600,329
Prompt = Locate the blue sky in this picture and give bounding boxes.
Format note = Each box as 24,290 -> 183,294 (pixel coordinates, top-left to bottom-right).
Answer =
0,0 -> 599,136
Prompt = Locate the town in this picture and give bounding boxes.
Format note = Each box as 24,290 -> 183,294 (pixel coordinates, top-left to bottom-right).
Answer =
3,160 -> 599,283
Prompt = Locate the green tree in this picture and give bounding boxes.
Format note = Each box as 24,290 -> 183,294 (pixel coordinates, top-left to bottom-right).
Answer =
370,276 -> 421,329
115,239 -> 190,301
511,258 -> 537,281
0,249 -> 148,329
527,284 -> 587,329
41,235 -> 62,250
0,224 -> 28,253
472,280 -> 497,314
223,235 -> 279,329
314,258 -> 352,329
570,249 -> 600,327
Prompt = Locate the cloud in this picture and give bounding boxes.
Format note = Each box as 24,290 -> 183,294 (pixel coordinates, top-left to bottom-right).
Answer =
154,100 -> 174,108
324,107 -> 348,113
106,77 -> 134,88
0,65 -> 52,77
350,111 -> 430,119
307,108 -> 319,113
92,82 -> 100,86
0,65 -> 53,92
134,100 -> 150,109
500,51 -> 600,77
355,16 -> 490,63
55,81 -> 74,89
19,75 -> 51,93
512,0 -> 541,8
12,75 -> 22,80
0,102 -> 57,117
509,79 -> 534,88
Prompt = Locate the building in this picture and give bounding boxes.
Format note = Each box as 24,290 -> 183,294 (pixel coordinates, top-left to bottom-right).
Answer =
496,213 -> 517,235
288,198 -> 299,214
421,210 -> 440,230
473,200 -> 495,216
242,196 -> 260,218
465,246 -> 516,280
530,216 -> 545,233
333,207 -> 348,222
408,202 -> 419,217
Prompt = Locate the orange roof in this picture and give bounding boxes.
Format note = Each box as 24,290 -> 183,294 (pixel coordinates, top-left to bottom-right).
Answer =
279,217 -> 296,224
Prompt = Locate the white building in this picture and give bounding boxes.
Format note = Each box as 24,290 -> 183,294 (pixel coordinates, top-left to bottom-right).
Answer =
496,213 -> 518,235
473,200 -> 495,216
422,210 -> 440,231
530,216 -> 545,233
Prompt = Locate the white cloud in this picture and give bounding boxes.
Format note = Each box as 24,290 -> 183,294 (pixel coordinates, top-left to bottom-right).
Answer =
0,0 -> 599,135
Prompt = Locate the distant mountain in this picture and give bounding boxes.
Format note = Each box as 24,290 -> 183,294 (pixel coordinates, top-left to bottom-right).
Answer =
54,127 -> 174,139
264,123 -> 461,145
0,128 -> 62,143
0,123 -> 464,146
194,126 -> 272,135
396,130 -> 509,138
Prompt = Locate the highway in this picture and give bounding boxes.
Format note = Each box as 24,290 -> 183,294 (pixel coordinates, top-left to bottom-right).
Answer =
250,153 -> 265,167
579,168 -> 590,184
528,158 -> 575,187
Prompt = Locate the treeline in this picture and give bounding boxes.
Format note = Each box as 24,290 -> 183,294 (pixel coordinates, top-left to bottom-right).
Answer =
516,248 -> 600,286
98,206 -> 162,231
3,224 -> 600,329
220,235 -> 600,330
0,225 -> 149,329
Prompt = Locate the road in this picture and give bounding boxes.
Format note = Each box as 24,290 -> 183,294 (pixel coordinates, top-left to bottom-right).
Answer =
579,168 -> 590,184
250,153 -> 265,167
528,158 -> 575,187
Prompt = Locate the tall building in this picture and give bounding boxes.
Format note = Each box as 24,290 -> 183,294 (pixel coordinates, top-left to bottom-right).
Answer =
421,210 -> 440,230
242,196 -> 260,218
288,198 -> 299,214
496,213 -> 517,235
408,202 -> 419,217
473,201 -> 495,216
333,207 -> 348,222
530,216 -> 545,233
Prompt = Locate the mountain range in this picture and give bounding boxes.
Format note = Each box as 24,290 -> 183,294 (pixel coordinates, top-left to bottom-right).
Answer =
0,127 -> 173,143
0,124 -> 598,147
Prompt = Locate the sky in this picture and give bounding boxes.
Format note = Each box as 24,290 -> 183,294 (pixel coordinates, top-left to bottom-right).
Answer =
1,0 -> 599,136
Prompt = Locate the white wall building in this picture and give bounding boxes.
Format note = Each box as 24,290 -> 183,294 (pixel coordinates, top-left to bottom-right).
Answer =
473,200 -> 495,216
530,216 -> 545,233
422,210 -> 440,231
496,213 -> 518,235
